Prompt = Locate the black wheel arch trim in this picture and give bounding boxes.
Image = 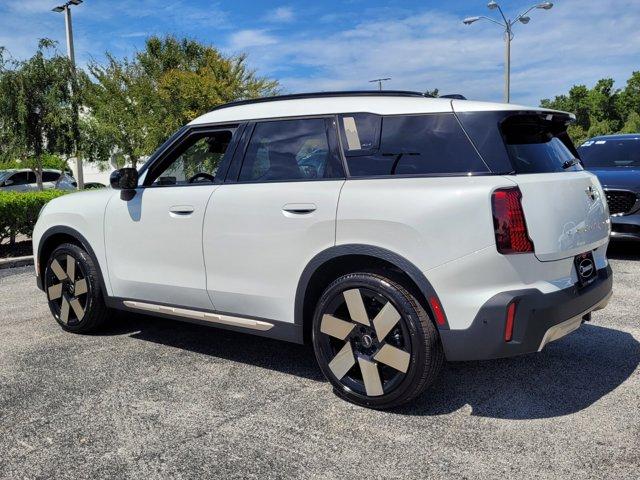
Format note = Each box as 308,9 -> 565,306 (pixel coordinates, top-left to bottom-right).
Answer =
294,244 -> 449,330
36,226 -> 110,296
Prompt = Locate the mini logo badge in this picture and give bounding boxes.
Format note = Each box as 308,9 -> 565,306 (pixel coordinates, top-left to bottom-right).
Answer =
578,258 -> 595,279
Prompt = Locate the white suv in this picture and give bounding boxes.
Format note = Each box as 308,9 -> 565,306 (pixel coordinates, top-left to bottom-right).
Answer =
33,91 -> 613,408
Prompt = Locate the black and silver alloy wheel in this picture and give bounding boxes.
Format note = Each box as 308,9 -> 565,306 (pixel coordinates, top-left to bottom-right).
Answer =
45,243 -> 110,333
46,253 -> 89,326
313,273 -> 444,409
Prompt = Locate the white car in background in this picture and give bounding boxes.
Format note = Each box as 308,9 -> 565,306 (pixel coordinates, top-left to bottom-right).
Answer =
32,91 -> 613,409
0,169 -> 77,191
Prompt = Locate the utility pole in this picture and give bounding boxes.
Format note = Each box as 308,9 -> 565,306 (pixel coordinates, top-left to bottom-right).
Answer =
369,78 -> 391,91
53,0 -> 84,189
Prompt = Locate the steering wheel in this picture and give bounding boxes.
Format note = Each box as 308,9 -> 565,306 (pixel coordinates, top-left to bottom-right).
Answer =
187,173 -> 215,184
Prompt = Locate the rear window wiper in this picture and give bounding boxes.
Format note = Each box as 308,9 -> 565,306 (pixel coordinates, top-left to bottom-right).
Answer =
562,158 -> 581,169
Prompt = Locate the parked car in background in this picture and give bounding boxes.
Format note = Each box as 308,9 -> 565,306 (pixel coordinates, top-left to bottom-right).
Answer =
578,134 -> 640,241
0,169 -> 77,192
33,91 -> 613,409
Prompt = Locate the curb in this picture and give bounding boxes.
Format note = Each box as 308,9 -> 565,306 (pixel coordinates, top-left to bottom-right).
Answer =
0,255 -> 34,270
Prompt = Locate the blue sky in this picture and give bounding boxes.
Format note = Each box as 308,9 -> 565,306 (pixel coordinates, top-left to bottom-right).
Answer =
1,0 -> 639,105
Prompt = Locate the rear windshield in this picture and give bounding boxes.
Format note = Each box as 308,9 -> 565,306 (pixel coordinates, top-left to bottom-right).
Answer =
578,138 -> 640,167
500,115 -> 582,173
338,113 -> 489,177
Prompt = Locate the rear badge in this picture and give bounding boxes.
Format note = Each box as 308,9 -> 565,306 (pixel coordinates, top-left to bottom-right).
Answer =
574,252 -> 597,288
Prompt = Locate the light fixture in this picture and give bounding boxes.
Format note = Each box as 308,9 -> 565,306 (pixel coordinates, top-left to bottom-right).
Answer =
537,2 -> 553,9
487,1 -> 499,10
463,16 -> 481,25
69,0 -> 83,5
52,6 -> 65,12
519,16 -> 531,24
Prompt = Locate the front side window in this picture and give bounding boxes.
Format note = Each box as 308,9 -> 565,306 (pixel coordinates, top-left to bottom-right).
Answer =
8,171 -> 35,185
148,129 -> 235,186
239,118 -> 343,182
339,113 -> 488,176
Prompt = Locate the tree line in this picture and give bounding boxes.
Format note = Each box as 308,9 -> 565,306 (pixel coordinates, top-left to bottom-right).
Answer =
0,36 -> 278,188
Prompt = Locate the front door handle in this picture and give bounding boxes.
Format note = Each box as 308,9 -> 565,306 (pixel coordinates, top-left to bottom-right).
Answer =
282,203 -> 317,215
169,205 -> 195,216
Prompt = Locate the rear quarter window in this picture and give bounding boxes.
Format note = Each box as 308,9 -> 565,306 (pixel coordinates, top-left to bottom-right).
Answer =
339,113 -> 488,177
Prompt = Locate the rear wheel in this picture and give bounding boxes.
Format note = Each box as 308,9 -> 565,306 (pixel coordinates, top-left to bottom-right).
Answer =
45,243 -> 110,333
312,272 -> 444,409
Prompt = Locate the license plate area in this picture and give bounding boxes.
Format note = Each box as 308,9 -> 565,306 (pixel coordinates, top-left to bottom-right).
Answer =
574,251 -> 597,288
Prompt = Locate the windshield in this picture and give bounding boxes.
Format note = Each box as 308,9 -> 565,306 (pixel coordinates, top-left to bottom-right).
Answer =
0,171 -> 13,183
578,138 -> 640,167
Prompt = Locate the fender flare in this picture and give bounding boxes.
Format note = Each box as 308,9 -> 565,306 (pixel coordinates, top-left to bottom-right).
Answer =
294,244 -> 447,329
36,226 -> 110,296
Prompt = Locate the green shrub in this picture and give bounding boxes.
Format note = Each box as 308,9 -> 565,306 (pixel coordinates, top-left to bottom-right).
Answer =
0,190 -> 70,244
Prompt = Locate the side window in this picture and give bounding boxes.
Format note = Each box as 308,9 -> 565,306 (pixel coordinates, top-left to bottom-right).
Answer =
339,113 -> 489,176
238,118 -> 343,182
147,129 -> 235,186
9,172 -> 33,185
42,171 -> 61,182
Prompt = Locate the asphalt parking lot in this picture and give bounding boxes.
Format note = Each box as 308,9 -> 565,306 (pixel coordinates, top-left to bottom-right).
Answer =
1,244 -> 639,480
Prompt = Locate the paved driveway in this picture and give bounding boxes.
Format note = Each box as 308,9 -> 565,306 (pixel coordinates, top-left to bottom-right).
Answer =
1,244 -> 639,479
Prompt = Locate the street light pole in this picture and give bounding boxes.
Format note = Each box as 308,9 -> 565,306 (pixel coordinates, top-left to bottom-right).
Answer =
463,2 -> 554,103
369,78 -> 392,91
53,0 -> 84,189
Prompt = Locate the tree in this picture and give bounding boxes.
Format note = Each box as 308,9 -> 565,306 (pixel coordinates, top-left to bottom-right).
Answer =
0,40 -> 78,189
86,36 -> 279,167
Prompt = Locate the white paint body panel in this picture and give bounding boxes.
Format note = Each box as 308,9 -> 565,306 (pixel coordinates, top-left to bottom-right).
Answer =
203,181 -> 344,323
104,186 -> 217,309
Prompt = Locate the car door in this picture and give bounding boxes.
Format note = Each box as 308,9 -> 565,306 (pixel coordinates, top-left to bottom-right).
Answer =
3,171 -> 35,191
203,117 -> 346,323
104,126 -> 239,310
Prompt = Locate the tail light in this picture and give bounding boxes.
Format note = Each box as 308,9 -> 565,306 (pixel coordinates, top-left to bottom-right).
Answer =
491,187 -> 534,254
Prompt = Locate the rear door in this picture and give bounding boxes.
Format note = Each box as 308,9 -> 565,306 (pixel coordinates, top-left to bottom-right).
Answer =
456,108 -> 610,261
203,117 -> 345,323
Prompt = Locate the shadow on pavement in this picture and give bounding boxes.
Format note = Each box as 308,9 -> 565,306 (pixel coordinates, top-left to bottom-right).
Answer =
399,324 -> 639,419
102,313 -> 638,420
607,241 -> 640,260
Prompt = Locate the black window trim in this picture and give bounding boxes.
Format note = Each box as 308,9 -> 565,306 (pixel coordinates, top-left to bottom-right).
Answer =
140,123 -> 242,189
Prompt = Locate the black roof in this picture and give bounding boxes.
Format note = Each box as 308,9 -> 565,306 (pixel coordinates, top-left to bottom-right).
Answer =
209,90 -> 459,112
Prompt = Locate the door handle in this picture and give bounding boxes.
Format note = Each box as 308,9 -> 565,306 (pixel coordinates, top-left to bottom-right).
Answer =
282,203 -> 317,215
169,205 -> 195,216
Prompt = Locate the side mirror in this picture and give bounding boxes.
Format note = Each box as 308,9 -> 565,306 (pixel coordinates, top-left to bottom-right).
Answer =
110,168 -> 138,200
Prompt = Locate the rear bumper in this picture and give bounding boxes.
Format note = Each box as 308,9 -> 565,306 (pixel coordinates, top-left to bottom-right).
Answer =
611,213 -> 640,241
440,265 -> 613,361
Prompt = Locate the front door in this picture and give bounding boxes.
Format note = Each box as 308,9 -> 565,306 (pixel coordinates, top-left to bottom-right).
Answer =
203,117 -> 346,323
104,127 -> 237,309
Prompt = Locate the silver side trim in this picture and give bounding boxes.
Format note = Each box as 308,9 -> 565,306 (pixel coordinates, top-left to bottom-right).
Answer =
123,300 -> 274,331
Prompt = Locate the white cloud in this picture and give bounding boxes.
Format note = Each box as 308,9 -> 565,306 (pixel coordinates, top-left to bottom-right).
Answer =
229,29 -> 277,50
226,0 -> 640,106
265,6 -> 294,23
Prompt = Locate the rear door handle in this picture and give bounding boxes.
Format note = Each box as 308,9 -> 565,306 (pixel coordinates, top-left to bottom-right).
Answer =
169,205 -> 195,216
282,203 -> 317,215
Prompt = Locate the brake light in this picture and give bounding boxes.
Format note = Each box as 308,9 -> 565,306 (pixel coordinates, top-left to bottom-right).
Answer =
504,301 -> 517,342
491,187 -> 534,254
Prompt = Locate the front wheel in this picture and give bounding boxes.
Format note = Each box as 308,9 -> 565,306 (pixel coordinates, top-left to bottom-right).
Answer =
44,243 -> 111,333
312,272 -> 444,409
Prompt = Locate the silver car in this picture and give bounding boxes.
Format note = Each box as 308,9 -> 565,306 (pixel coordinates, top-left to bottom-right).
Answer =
0,169 -> 77,192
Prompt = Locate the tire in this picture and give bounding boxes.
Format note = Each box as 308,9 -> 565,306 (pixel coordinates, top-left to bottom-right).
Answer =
312,272 -> 444,409
44,243 -> 111,333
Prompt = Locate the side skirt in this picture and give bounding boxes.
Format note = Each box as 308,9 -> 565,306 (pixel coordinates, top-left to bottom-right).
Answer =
105,297 -> 304,344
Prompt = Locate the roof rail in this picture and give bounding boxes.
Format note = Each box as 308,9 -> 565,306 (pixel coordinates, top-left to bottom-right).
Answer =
209,90 -> 432,112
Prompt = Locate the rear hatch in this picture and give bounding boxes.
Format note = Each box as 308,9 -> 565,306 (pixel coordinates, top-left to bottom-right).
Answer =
456,108 -> 610,262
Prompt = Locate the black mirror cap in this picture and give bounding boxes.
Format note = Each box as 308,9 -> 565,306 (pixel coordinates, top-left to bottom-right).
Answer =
110,168 -> 138,190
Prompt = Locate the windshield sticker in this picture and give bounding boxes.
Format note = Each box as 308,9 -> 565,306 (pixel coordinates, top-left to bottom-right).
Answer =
343,117 -> 362,150
581,141 -> 594,147
595,140 -> 607,144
